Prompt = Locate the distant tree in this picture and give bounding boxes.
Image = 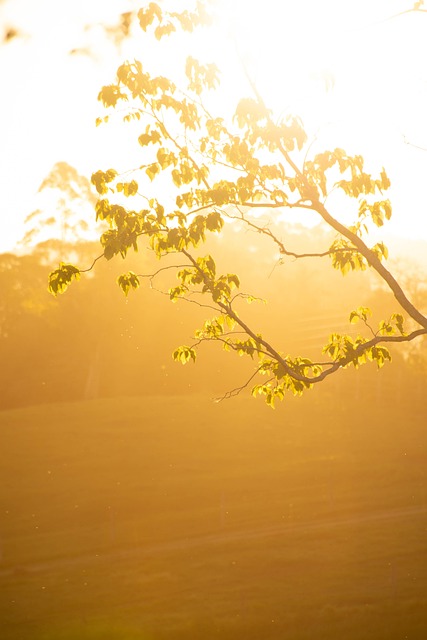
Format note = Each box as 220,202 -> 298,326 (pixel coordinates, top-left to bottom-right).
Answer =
21,163 -> 98,247
48,1 -> 427,406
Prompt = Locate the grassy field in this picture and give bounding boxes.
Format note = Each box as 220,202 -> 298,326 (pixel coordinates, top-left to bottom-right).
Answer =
0,389 -> 426,639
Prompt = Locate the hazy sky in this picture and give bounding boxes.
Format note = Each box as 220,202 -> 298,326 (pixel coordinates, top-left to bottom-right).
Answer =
0,0 -> 132,251
1,0 -> 427,253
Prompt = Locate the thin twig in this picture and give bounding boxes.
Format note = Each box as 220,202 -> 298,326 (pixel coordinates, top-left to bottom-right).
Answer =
79,254 -> 104,273
214,367 -> 263,402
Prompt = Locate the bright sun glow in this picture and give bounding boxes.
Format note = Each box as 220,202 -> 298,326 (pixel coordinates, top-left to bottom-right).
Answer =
210,0 -> 427,238
1,0 -> 427,251
213,0 -> 419,140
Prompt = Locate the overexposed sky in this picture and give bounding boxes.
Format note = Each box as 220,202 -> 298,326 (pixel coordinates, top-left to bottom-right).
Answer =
1,0 -> 427,252
0,0 -> 134,250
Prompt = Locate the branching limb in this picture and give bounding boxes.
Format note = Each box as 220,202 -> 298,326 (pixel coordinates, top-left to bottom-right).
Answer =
313,200 -> 427,330
50,2 -> 427,406
136,263 -> 191,285
214,367 -> 266,402
224,207 -> 360,261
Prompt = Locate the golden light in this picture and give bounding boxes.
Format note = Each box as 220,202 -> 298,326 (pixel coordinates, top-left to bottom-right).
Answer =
209,0 -> 427,239
1,0 -> 427,251
212,0 -> 409,133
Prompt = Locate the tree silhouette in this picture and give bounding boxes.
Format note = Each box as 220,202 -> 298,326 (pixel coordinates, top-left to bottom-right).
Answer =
21,163 -> 98,247
49,2 -> 427,406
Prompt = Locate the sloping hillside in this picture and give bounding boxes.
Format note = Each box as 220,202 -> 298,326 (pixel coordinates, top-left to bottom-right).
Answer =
1,391 -> 426,639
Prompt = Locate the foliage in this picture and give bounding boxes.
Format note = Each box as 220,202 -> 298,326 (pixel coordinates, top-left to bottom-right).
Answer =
22,163 -> 98,247
3,237 -> 424,412
48,1 -> 427,406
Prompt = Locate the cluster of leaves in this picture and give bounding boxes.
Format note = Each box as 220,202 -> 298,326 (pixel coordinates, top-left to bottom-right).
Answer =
322,332 -> 392,369
137,1 -> 212,40
48,263 -> 80,295
117,271 -> 140,296
48,1 -> 427,406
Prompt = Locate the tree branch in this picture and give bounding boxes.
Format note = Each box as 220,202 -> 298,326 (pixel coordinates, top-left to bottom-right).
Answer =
225,207 -> 360,260
312,200 -> 427,330
214,367 -> 265,402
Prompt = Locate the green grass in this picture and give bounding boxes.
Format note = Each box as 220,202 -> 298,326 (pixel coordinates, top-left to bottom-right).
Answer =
0,391 -> 426,639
